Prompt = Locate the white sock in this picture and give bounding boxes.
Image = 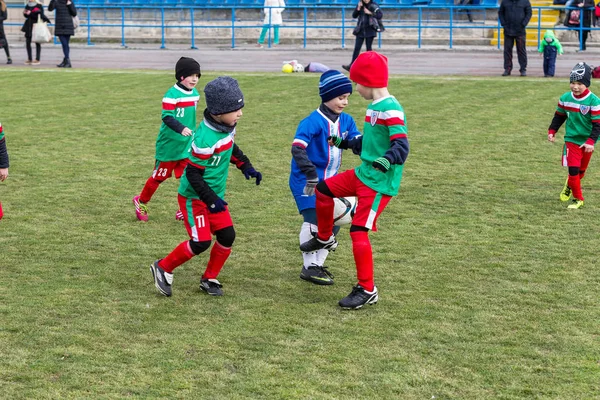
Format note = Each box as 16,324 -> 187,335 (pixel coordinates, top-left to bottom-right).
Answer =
300,222 -> 318,269
315,248 -> 329,267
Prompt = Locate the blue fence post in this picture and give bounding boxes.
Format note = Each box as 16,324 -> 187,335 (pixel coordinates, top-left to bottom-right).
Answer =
231,7 -> 236,49
86,5 -> 94,46
537,7 -> 541,48
267,7 -> 272,48
303,7 -> 307,49
418,7 -> 422,49
160,7 -> 166,49
497,17 -> 501,50
341,7 -> 345,49
449,6 -> 453,49
121,6 -> 126,48
191,7 -> 197,49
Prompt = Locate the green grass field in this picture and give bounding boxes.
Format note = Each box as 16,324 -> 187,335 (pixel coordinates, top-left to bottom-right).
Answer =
1,69 -> 599,399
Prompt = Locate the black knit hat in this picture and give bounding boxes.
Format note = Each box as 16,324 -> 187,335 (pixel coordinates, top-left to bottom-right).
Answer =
175,57 -> 201,82
204,76 -> 245,115
570,62 -> 592,87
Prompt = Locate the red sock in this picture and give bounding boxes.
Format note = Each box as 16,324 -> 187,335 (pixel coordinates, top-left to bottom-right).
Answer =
579,169 -> 586,180
158,241 -> 194,273
202,242 -> 232,280
139,176 -> 162,204
350,231 -> 374,292
0,202 -> 3,220
568,174 -> 584,201
315,190 -> 335,241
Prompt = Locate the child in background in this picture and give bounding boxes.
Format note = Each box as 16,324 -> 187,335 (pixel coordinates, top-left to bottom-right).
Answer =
548,62 -> 600,209
538,30 -> 563,78
257,0 -> 285,47
133,57 -> 201,222
150,76 -> 262,297
300,51 -> 409,309
0,121 -> 9,219
290,70 -> 362,285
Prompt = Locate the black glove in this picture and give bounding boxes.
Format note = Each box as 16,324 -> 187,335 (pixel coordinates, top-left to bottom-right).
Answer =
243,167 -> 262,185
372,157 -> 391,173
303,177 -> 319,196
208,198 -> 228,213
328,135 -> 348,149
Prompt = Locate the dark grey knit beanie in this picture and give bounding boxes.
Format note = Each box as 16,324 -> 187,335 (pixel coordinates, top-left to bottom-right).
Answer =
204,76 -> 245,115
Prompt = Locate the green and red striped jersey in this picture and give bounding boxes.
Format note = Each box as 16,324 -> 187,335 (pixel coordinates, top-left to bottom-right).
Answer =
355,96 -> 407,196
0,122 -> 4,141
555,91 -> 600,146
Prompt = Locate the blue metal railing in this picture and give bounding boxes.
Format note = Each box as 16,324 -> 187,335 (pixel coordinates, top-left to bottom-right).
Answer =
4,4 -> 594,50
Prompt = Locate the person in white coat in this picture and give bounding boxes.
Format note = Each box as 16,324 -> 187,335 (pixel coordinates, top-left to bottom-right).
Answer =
257,0 -> 285,47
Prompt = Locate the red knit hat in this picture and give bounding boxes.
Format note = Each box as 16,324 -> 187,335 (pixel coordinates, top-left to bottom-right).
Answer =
349,51 -> 389,88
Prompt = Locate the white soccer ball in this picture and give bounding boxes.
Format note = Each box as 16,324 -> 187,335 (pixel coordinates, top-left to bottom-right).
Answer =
293,63 -> 304,73
333,196 -> 357,226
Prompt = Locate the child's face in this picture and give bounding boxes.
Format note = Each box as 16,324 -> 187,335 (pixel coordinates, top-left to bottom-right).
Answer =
324,93 -> 350,114
545,37 -> 553,43
355,83 -> 373,100
570,81 -> 587,96
214,108 -> 243,127
180,74 -> 199,89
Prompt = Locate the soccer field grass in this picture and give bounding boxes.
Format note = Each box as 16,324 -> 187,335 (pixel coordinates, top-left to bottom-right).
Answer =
1,70 -> 599,399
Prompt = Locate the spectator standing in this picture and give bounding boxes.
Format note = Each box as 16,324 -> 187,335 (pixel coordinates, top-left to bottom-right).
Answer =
49,0 -> 77,68
458,0 -> 474,22
498,0 -> 532,76
257,0 -> 285,48
0,0 -> 12,64
342,0 -> 383,72
21,0 -> 50,65
567,0 -> 595,51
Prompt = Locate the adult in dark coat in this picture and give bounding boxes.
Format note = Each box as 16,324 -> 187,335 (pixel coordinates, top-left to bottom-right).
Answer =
21,1 -> 51,65
566,0 -> 594,51
342,0 -> 383,71
0,0 -> 12,64
49,0 -> 77,68
498,0 -> 532,76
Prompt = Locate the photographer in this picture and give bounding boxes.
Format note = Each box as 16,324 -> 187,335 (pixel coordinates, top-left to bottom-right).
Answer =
342,0 -> 383,72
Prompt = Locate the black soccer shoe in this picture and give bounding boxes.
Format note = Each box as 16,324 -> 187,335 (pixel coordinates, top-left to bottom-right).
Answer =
200,278 -> 223,296
338,285 -> 378,310
300,265 -> 334,285
299,235 -> 338,252
150,260 -> 172,297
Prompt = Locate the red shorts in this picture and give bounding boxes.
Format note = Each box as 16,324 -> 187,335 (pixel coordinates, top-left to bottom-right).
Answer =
178,194 -> 233,242
323,169 -> 392,231
564,141 -> 593,170
152,159 -> 188,182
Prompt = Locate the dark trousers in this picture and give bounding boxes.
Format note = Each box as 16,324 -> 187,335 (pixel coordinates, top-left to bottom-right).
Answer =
0,24 -> 9,59
577,30 -> 589,50
503,33 -> 527,73
58,35 -> 70,59
543,55 -> 557,76
351,36 -> 375,65
458,0 -> 473,22
25,37 -> 41,61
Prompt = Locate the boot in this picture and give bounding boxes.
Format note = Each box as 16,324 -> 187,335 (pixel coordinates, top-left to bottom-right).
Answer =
57,58 -> 66,68
63,58 -> 71,68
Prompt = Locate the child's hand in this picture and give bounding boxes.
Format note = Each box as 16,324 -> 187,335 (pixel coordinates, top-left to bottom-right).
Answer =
0,168 -> 8,182
548,133 -> 555,142
580,143 -> 594,152
181,127 -> 193,136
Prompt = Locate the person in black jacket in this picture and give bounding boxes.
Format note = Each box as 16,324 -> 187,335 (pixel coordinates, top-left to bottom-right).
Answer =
566,0 -> 594,51
0,0 -> 12,64
498,0 -> 532,76
21,1 -> 51,65
342,0 -> 383,72
49,0 -> 76,67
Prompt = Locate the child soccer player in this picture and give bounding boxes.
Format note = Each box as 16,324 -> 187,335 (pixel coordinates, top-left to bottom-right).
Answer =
538,30 -> 563,78
290,70 -> 361,285
150,76 -> 262,297
133,57 -> 201,222
300,51 -> 409,309
548,62 -> 600,209
0,121 -> 9,220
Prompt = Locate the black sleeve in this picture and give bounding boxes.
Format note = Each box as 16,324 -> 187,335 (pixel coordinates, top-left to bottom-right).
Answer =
0,138 -> 9,169
230,143 -> 253,171
48,0 -> 56,12
383,137 -> 409,165
0,8 -> 7,22
162,116 -> 186,134
347,136 -> 363,155
186,164 -> 220,205
352,7 -> 361,18
291,145 -> 317,180
589,121 -> 600,142
68,2 -> 77,17
41,7 -> 51,23
548,112 -> 567,132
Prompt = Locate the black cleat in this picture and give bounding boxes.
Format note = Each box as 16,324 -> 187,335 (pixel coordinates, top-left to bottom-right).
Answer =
300,265 -> 334,285
200,278 -> 223,296
338,285 -> 378,309
502,70 -> 511,76
300,235 -> 338,252
150,260 -> 172,297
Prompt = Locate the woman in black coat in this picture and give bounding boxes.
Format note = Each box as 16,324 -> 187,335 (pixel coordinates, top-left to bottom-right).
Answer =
569,0 -> 595,51
49,0 -> 77,67
0,0 -> 12,64
21,1 -> 51,65
342,0 -> 383,71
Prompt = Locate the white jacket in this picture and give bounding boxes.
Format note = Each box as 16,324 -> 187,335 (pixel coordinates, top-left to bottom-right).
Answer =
263,0 -> 285,25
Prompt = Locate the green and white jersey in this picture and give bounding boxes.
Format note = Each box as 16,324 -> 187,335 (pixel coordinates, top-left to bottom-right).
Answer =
355,96 -> 407,196
556,90 -> 600,145
155,84 -> 200,161
178,119 -> 235,200
0,122 -> 4,141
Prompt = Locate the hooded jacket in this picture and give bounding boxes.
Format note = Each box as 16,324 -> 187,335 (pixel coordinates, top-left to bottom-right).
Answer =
498,0 -> 532,36
538,30 -> 563,54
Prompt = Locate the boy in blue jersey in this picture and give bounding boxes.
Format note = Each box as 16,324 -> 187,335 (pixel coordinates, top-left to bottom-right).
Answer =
290,70 -> 362,285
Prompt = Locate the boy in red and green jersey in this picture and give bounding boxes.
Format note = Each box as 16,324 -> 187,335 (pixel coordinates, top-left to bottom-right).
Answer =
133,57 -> 201,222
150,76 -> 262,298
0,121 -> 9,220
548,62 -> 600,209
300,51 -> 409,310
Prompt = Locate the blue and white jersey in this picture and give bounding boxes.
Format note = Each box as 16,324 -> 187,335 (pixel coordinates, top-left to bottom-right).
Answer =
289,109 -> 361,212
